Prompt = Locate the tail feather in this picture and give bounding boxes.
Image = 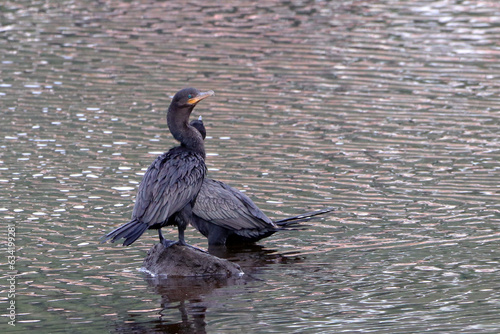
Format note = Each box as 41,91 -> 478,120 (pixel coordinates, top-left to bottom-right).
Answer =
101,219 -> 149,246
274,207 -> 335,227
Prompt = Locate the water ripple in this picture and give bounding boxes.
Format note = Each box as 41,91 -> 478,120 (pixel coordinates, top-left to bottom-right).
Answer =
1,0 -> 499,332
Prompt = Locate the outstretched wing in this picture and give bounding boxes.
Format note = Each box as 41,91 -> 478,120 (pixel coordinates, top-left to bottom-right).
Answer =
193,178 -> 276,230
132,147 -> 206,226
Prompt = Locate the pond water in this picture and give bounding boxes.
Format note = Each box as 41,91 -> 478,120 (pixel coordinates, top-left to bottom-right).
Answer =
1,0 -> 499,333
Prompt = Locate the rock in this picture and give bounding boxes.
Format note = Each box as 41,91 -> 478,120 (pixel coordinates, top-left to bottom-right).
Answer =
142,243 -> 244,277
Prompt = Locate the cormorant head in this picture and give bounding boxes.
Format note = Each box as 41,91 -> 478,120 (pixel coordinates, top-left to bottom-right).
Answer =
190,116 -> 206,140
170,88 -> 214,109
167,88 -> 213,151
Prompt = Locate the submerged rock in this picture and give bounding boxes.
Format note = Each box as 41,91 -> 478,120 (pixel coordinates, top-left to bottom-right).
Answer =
142,243 -> 244,277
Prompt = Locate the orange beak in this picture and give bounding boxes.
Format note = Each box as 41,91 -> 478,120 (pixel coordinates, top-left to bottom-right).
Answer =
187,90 -> 215,105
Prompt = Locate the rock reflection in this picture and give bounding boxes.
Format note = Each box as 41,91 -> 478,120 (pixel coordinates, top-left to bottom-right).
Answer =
120,244 -> 303,333
140,275 -> 241,334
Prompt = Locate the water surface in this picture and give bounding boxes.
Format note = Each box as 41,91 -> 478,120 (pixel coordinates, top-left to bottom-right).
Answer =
1,0 -> 499,333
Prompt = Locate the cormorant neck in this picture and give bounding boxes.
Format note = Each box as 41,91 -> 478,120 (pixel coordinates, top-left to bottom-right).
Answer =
167,105 -> 205,157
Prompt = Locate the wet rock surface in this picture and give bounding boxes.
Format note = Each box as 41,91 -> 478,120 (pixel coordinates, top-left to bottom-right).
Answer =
142,243 -> 244,277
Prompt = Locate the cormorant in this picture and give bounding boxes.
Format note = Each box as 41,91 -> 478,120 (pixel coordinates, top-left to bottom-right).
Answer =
187,117 -> 333,246
101,88 -> 214,247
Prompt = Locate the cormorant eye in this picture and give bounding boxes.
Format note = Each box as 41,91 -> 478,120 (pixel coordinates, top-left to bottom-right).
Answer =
188,94 -> 192,99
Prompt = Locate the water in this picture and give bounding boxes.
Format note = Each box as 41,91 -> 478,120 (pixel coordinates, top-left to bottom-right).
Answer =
1,0 -> 499,332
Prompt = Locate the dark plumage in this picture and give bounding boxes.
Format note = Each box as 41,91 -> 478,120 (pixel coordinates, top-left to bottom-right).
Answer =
102,88 -> 214,247
188,118 -> 333,246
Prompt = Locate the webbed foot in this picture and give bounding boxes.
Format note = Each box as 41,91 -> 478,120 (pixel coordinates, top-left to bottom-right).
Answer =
160,239 -> 178,248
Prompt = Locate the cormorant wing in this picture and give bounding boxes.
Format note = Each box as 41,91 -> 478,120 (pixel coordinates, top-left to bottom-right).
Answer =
132,147 -> 206,225
193,178 -> 277,230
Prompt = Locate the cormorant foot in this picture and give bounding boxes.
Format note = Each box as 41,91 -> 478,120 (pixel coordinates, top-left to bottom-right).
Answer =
160,239 -> 206,253
178,238 -> 208,253
185,243 -> 208,254
160,239 -> 178,248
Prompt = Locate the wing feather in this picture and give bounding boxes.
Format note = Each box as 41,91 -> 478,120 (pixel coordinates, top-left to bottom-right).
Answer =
132,147 -> 206,226
193,178 -> 276,230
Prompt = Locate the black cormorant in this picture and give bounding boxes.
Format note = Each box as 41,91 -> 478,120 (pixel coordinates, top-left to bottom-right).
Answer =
187,118 -> 333,246
101,88 -> 214,247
